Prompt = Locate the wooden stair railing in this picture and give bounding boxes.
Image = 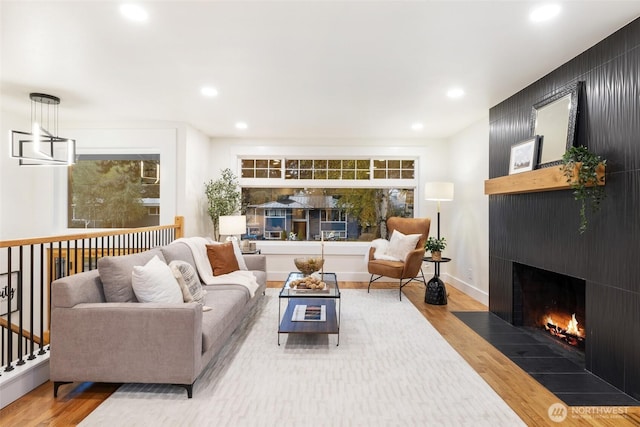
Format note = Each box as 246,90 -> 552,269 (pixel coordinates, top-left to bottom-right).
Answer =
0,216 -> 184,374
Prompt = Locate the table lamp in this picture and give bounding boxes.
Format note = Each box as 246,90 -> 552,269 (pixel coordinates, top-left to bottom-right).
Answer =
219,215 -> 247,242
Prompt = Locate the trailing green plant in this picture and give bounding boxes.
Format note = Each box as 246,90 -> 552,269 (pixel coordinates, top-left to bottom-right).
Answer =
425,236 -> 447,253
205,168 -> 241,240
561,146 -> 606,234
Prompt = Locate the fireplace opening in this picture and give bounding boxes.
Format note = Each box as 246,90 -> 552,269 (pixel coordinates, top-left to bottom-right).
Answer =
513,263 -> 586,354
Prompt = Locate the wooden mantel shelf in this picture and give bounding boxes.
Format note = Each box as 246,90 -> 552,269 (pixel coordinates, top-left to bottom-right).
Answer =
484,163 -> 605,195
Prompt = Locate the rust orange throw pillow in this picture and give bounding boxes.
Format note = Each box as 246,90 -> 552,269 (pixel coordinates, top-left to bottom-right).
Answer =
206,242 -> 240,276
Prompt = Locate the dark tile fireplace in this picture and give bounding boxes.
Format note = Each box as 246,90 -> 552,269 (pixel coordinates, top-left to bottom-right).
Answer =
513,263 -> 585,352
485,17 -> 640,403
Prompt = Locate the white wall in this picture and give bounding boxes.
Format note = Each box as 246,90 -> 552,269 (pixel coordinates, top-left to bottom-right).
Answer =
443,115 -> 490,305
1,111 -> 61,239
182,126 -> 216,237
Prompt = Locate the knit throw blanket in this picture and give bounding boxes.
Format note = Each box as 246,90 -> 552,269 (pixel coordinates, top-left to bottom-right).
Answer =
172,237 -> 259,298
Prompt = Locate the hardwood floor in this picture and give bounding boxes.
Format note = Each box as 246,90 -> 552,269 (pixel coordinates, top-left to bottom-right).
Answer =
2,281 -> 639,426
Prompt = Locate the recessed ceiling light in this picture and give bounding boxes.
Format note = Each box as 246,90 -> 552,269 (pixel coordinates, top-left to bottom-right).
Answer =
530,4 -> 561,23
411,123 -> 424,131
200,87 -> 218,97
447,87 -> 465,99
235,122 -> 248,130
120,4 -> 148,22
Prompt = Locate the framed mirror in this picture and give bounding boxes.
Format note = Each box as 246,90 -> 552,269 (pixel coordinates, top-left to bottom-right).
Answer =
531,81 -> 583,168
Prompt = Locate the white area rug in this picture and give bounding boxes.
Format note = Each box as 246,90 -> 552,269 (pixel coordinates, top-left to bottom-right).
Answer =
81,289 -> 525,426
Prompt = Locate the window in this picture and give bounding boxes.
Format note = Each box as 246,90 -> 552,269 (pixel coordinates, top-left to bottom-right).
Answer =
240,158 -> 414,181
242,187 -> 414,241
241,159 -> 282,178
68,154 -> 160,228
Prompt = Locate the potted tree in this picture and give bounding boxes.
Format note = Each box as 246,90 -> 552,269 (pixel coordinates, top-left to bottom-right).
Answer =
205,168 -> 241,241
561,146 -> 606,234
425,237 -> 447,261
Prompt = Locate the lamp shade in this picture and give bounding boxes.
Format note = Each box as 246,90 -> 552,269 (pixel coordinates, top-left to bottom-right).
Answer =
424,182 -> 454,201
219,215 -> 247,235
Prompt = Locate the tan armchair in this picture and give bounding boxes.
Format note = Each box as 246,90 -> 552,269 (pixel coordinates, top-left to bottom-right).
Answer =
367,217 -> 431,300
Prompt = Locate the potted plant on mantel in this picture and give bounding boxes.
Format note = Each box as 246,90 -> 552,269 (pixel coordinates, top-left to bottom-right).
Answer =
561,146 -> 606,234
425,237 -> 447,261
205,168 -> 241,241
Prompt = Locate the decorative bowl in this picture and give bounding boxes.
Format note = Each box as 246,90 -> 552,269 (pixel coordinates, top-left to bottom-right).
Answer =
294,257 -> 324,276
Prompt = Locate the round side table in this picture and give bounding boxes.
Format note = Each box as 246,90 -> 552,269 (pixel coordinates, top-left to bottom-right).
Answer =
424,257 -> 451,305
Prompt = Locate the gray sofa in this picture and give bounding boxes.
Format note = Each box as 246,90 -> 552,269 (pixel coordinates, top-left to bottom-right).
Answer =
50,240 -> 267,398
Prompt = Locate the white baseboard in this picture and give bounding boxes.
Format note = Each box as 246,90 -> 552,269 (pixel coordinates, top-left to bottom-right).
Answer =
0,353 -> 50,409
442,274 -> 488,306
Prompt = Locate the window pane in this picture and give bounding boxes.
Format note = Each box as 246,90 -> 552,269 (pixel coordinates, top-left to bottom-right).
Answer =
388,160 -> 401,169
68,156 -> 160,228
256,159 -> 268,168
242,169 -> 255,178
327,170 -> 341,179
255,169 -> 268,178
270,159 -> 281,168
356,170 -> 370,179
342,159 -> 355,169
328,160 -> 341,169
373,160 -> 386,169
374,169 -> 386,179
388,169 -> 401,179
342,170 -> 355,180
300,169 -> 313,179
269,169 -> 281,178
242,159 -> 255,168
300,159 -> 313,169
314,169 -> 327,179
242,187 -> 415,241
285,169 -> 297,179
314,160 -> 327,169
401,169 -> 415,179
357,159 -> 369,169
286,159 -> 298,169
402,160 -> 414,170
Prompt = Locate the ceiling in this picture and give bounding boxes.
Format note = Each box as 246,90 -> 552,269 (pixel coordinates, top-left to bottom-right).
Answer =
2,1 -> 639,140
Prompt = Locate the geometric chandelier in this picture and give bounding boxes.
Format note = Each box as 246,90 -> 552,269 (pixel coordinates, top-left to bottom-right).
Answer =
10,93 -> 76,166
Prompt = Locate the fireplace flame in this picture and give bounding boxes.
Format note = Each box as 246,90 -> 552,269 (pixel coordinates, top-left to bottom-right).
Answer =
567,313 -> 580,336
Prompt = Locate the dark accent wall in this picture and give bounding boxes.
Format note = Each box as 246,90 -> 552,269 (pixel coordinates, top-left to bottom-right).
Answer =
488,17 -> 640,400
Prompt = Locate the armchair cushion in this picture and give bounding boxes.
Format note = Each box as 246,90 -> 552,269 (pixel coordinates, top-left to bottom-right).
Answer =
386,230 -> 422,261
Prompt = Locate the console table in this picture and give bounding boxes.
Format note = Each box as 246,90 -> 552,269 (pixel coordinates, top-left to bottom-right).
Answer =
424,257 -> 450,305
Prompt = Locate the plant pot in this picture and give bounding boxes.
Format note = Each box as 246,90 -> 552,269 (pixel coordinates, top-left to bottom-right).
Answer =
431,251 -> 442,261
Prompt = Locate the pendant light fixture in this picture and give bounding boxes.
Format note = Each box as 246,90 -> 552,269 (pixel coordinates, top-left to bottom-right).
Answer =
11,93 -> 76,166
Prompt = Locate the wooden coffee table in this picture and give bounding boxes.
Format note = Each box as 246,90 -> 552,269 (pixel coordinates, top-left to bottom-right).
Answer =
278,272 -> 341,346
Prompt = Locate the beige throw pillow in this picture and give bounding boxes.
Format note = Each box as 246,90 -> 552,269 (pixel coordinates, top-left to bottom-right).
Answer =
169,260 -> 207,303
386,230 -> 421,261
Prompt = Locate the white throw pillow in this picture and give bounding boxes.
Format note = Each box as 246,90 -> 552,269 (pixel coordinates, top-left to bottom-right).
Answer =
131,255 -> 183,304
385,230 -> 421,261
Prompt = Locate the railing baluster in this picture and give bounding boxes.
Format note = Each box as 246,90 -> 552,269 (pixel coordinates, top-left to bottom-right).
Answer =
39,244 -> 46,355
5,247 -> 14,372
28,245 -> 36,360
16,246 -> 25,366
